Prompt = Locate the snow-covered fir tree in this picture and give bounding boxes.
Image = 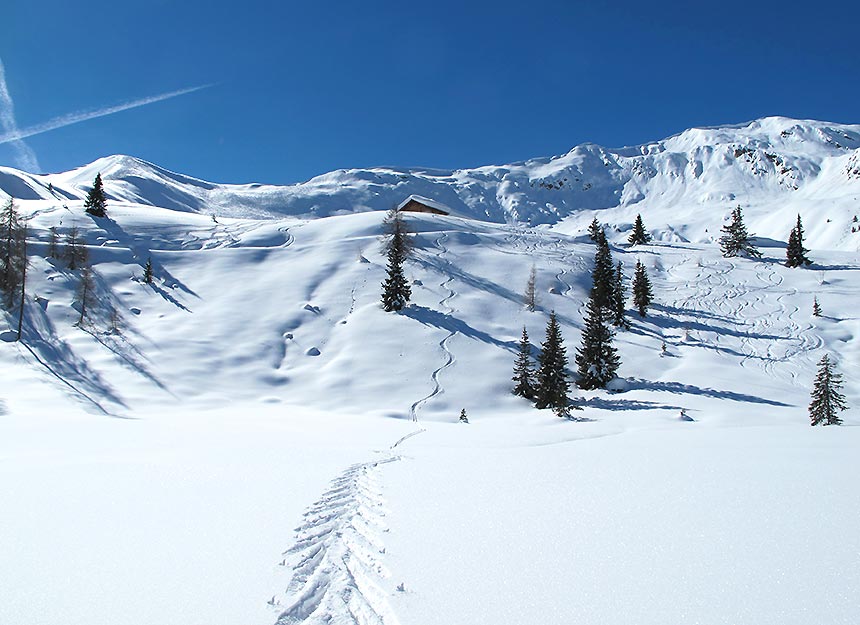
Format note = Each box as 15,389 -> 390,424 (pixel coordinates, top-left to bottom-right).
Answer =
627,213 -> 651,246
534,312 -> 570,415
632,260 -> 653,317
512,326 -> 536,399
719,205 -> 761,258
812,297 -> 822,317
575,230 -> 622,389
785,214 -> 811,267
575,297 -> 620,390
590,229 -> 615,312
0,198 -> 28,309
610,261 -> 627,328
380,210 -> 412,312
84,173 -> 108,218
809,354 -> 847,426
588,217 -> 602,242
143,257 -> 154,284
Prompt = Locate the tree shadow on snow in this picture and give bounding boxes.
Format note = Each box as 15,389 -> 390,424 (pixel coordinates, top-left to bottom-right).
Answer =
413,252 -> 523,306
624,378 -> 791,407
412,252 -> 581,328
577,396 -> 684,412
92,215 -> 199,299
20,299 -> 128,415
638,305 -> 783,343
402,305 -> 518,353
79,326 -> 171,395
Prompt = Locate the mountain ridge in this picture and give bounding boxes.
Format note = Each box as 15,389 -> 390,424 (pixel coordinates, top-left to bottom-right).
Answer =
1,116 -> 859,249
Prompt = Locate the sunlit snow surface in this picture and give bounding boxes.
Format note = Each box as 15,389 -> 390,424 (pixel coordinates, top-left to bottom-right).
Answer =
1,119 -> 859,624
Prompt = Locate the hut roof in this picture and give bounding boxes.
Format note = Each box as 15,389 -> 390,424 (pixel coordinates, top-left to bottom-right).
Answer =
396,194 -> 452,215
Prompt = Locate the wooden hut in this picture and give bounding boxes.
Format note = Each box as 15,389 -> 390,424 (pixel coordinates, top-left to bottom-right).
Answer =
396,194 -> 451,216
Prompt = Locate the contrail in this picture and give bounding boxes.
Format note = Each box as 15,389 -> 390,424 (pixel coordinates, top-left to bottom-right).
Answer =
0,83 -> 213,146
0,58 -> 41,172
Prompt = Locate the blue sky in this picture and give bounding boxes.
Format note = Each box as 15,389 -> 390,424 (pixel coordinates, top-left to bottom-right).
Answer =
2,0 -> 857,184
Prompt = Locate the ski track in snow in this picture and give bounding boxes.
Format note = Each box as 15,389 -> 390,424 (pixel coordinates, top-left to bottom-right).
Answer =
500,224 -> 587,311
271,229 -> 458,624
663,254 -> 822,383
409,231 -> 457,422
274,455 -> 404,625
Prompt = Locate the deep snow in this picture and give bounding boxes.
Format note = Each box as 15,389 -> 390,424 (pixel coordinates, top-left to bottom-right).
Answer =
1,117 -> 858,625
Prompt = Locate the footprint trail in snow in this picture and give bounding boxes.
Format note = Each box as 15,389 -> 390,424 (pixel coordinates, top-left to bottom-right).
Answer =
274,455 -> 404,625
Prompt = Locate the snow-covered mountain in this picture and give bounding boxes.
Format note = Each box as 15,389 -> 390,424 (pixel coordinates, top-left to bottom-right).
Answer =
2,116 -> 859,249
1,116 -> 859,625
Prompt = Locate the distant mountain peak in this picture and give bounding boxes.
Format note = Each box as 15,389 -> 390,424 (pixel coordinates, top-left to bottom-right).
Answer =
1,117 -> 858,250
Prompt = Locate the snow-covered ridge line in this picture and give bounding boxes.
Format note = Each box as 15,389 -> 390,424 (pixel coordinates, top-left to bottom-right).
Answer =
1,116 -> 859,251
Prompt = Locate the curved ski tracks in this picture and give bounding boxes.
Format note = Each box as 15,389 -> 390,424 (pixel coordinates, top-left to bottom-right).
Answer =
409,232 -> 457,422
666,255 -> 822,384
274,228 -> 453,624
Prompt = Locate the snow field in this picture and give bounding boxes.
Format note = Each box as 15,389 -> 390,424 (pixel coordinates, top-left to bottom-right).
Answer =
0,191 -> 858,625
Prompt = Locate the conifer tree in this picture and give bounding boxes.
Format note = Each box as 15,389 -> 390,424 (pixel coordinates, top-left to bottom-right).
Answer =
534,312 -> 570,415
809,354 -> 847,426
524,265 -> 538,312
380,210 -> 412,311
48,226 -> 59,258
0,198 -> 28,309
574,230 -> 622,389
627,213 -> 651,246
610,261 -> 627,328
459,408 -> 469,423
719,205 -> 761,258
812,297 -> 822,317
107,306 -> 122,335
588,217 -> 602,242
15,233 -> 28,341
512,326 -> 536,399
632,260 -> 653,317
76,263 -> 97,325
575,297 -> 620,389
590,229 -> 615,312
64,226 -> 88,270
84,173 -> 107,217
785,214 -> 811,267
143,257 -> 154,284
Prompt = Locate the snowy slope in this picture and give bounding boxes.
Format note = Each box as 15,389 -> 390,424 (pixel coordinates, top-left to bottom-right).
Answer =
1,118 -> 859,625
